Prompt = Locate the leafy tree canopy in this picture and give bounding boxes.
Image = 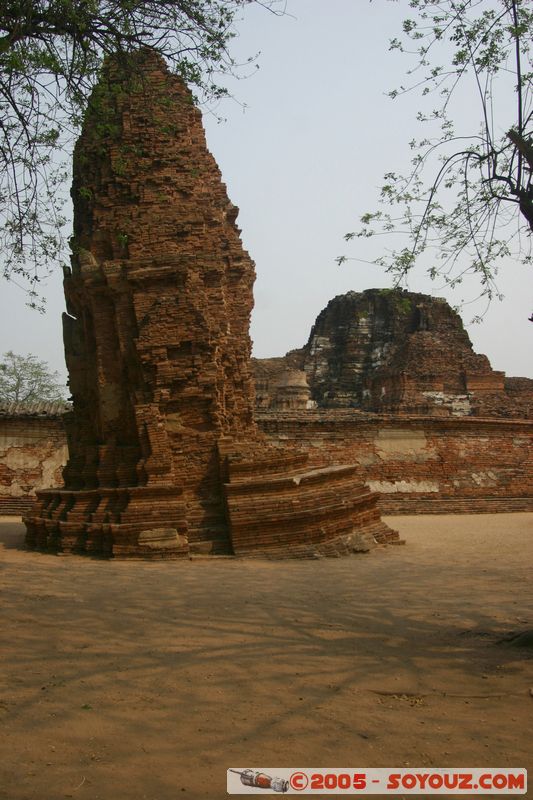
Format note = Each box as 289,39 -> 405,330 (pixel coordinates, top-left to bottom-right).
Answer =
0,0 -> 283,308
0,350 -> 66,404
341,0 -> 533,315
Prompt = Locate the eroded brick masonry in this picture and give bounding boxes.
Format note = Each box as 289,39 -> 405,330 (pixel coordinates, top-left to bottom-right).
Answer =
254,289 -> 533,417
0,403 -> 68,515
257,412 -> 533,513
253,289 -> 533,513
24,51 -> 397,558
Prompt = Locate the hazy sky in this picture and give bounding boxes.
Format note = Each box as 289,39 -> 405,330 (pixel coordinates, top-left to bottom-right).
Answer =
1,0 -> 531,384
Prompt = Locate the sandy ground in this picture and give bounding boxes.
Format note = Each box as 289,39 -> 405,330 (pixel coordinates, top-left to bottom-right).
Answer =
0,513 -> 532,800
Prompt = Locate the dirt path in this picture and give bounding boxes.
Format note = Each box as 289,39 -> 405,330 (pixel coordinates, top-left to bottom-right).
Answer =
0,514 -> 532,800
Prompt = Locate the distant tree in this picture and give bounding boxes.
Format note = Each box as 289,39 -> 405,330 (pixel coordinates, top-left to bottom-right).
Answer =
0,351 -> 66,405
341,0 -> 533,316
0,0 -> 284,308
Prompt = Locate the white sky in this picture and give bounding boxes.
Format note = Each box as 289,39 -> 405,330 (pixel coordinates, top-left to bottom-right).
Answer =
1,0 -> 531,385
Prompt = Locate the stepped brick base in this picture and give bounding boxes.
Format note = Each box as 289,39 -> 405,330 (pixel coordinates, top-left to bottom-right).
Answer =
222,444 -> 400,558
24,485 -> 189,559
24,443 -> 400,560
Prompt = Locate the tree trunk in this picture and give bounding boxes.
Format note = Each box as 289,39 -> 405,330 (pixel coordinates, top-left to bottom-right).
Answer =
508,129 -> 533,231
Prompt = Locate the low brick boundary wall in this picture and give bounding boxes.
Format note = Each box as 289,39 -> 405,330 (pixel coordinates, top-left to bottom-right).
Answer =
257,411 -> 533,514
0,407 -> 68,516
2,409 -> 532,516
378,496 -> 533,514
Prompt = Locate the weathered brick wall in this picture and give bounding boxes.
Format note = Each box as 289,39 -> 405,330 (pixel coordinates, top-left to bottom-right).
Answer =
5,409 -> 532,519
0,416 -> 67,515
257,411 -> 533,513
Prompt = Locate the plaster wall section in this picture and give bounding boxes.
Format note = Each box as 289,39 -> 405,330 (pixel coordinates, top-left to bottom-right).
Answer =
0,412 -> 67,515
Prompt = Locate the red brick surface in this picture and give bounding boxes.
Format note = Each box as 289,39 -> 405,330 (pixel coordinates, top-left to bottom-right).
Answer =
0,415 -> 66,515
257,411 -> 533,513
25,51 -> 396,558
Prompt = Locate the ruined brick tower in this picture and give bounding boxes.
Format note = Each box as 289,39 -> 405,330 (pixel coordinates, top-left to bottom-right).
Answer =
25,50 -> 398,557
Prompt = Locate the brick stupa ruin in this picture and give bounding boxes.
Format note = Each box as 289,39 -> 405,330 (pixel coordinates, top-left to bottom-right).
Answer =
25,51 -> 398,558
253,288 -> 533,417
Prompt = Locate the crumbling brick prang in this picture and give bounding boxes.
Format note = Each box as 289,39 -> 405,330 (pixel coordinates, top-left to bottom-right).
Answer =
25,50 -> 398,558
